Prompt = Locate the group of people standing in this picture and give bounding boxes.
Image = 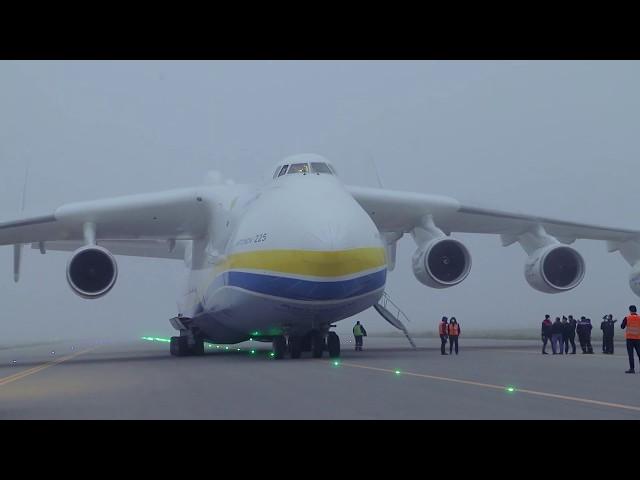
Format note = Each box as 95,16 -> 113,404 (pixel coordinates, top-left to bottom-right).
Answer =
540,314 -> 605,355
540,305 -> 640,374
438,317 -> 461,355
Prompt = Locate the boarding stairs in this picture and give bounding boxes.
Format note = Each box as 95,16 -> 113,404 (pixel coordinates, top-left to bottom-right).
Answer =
373,292 -> 417,349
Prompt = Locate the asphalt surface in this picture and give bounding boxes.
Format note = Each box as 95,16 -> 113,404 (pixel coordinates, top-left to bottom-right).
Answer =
1,336 -> 639,419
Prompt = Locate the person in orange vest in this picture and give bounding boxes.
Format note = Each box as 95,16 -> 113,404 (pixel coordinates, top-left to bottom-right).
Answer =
621,305 -> 640,373
448,317 -> 461,355
438,316 -> 449,355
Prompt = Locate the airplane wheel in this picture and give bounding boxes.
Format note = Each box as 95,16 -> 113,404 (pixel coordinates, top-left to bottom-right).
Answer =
170,336 -> 190,357
311,332 -> 325,359
273,336 -> 287,359
327,332 -> 340,358
191,337 -> 205,356
288,336 -> 302,359
301,334 -> 312,352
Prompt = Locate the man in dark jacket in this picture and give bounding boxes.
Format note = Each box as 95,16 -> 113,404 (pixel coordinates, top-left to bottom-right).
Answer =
561,316 -> 571,354
567,315 -> 577,354
541,315 -> 553,354
601,314 -> 617,354
577,317 -> 594,354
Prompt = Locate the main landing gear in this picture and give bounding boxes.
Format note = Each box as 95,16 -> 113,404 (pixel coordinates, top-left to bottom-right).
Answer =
272,331 -> 341,360
170,333 -> 205,357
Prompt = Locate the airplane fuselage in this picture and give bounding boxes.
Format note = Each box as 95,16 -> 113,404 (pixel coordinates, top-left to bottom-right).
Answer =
179,168 -> 387,343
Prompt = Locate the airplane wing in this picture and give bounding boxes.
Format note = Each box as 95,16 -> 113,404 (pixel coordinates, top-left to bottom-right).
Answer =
347,185 -> 640,271
33,239 -> 187,260
0,187 -> 211,247
347,185 -> 639,242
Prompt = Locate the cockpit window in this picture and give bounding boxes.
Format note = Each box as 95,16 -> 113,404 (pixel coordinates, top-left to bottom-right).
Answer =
278,165 -> 289,177
310,162 -> 332,174
288,163 -> 309,174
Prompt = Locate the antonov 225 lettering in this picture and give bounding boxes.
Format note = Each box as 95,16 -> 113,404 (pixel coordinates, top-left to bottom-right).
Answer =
3,154 -> 640,359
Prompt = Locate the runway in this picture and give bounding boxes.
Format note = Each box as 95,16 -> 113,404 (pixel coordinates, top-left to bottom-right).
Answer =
1,336 -> 639,419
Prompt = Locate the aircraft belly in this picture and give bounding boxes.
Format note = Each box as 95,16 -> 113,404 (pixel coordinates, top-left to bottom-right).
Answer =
203,285 -> 384,336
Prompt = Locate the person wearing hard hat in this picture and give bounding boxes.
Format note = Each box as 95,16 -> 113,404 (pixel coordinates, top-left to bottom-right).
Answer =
621,305 -> 640,373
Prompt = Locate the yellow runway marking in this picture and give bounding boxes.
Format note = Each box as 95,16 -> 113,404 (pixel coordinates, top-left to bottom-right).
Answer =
338,361 -> 640,414
0,347 -> 95,387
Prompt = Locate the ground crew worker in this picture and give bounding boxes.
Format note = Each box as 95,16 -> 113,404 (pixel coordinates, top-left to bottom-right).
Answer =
621,305 -> 640,373
541,315 -> 553,354
551,317 -> 563,354
439,316 -> 449,355
584,317 -> 594,354
353,321 -> 367,351
561,316 -> 570,354
567,315 -> 577,354
607,314 -> 617,354
601,314 -> 617,354
448,317 -> 461,355
577,316 -> 594,354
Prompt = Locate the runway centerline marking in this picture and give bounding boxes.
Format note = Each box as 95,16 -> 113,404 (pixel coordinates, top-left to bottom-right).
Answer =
0,347 -> 96,387
338,361 -> 640,414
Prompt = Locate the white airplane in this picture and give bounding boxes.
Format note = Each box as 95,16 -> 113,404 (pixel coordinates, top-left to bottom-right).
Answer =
3,153 -> 640,359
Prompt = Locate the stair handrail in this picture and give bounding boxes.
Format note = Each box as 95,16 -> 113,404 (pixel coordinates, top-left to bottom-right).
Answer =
381,291 -> 412,324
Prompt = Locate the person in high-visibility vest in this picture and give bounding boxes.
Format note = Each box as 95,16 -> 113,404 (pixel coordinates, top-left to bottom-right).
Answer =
621,305 -> 640,373
447,317 -> 461,355
353,321 -> 367,351
438,317 -> 449,355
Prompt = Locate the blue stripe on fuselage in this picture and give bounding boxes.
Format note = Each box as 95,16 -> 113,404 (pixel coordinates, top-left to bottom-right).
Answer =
216,269 -> 386,301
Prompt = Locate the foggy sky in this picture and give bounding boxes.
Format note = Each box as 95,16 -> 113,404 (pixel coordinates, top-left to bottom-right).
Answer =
1,60 -> 639,344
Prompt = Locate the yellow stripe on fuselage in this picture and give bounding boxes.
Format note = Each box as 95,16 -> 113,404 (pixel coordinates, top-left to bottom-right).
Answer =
216,247 -> 386,278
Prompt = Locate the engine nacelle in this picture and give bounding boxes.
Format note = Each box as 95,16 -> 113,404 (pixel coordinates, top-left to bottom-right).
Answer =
524,245 -> 585,293
66,245 -> 118,299
412,238 -> 472,288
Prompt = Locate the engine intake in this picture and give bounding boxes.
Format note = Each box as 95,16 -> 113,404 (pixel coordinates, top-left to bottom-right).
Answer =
66,246 -> 118,299
412,238 -> 472,288
524,245 -> 585,293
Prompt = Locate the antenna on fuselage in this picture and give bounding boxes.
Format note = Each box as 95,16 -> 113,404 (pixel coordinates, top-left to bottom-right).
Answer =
366,154 -> 385,189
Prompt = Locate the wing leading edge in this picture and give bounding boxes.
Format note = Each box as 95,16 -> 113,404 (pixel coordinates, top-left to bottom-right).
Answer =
348,185 -> 640,268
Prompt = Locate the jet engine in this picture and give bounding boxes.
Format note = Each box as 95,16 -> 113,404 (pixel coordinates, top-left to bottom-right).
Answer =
66,245 -> 118,299
524,245 -> 585,293
412,238 -> 472,288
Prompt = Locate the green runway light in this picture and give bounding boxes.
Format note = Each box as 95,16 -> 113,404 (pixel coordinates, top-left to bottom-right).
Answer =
395,370 -> 401,375
333,361 -> 340,366
250,350 -> 256,354
506,386 -> 516,393
225,346 -> 229,350
269,352 -> 275,357
249,338 -> 253,341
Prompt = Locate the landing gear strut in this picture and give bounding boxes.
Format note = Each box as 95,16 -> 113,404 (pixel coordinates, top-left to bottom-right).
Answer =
170,332 -> 205,357
311,331 -> 325,358
272,335 -> 287,359
327,331 -> 340,358
288,336 -> 302,359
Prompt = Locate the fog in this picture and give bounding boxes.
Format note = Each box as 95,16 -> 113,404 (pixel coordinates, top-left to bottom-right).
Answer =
1,60 -> 639,344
